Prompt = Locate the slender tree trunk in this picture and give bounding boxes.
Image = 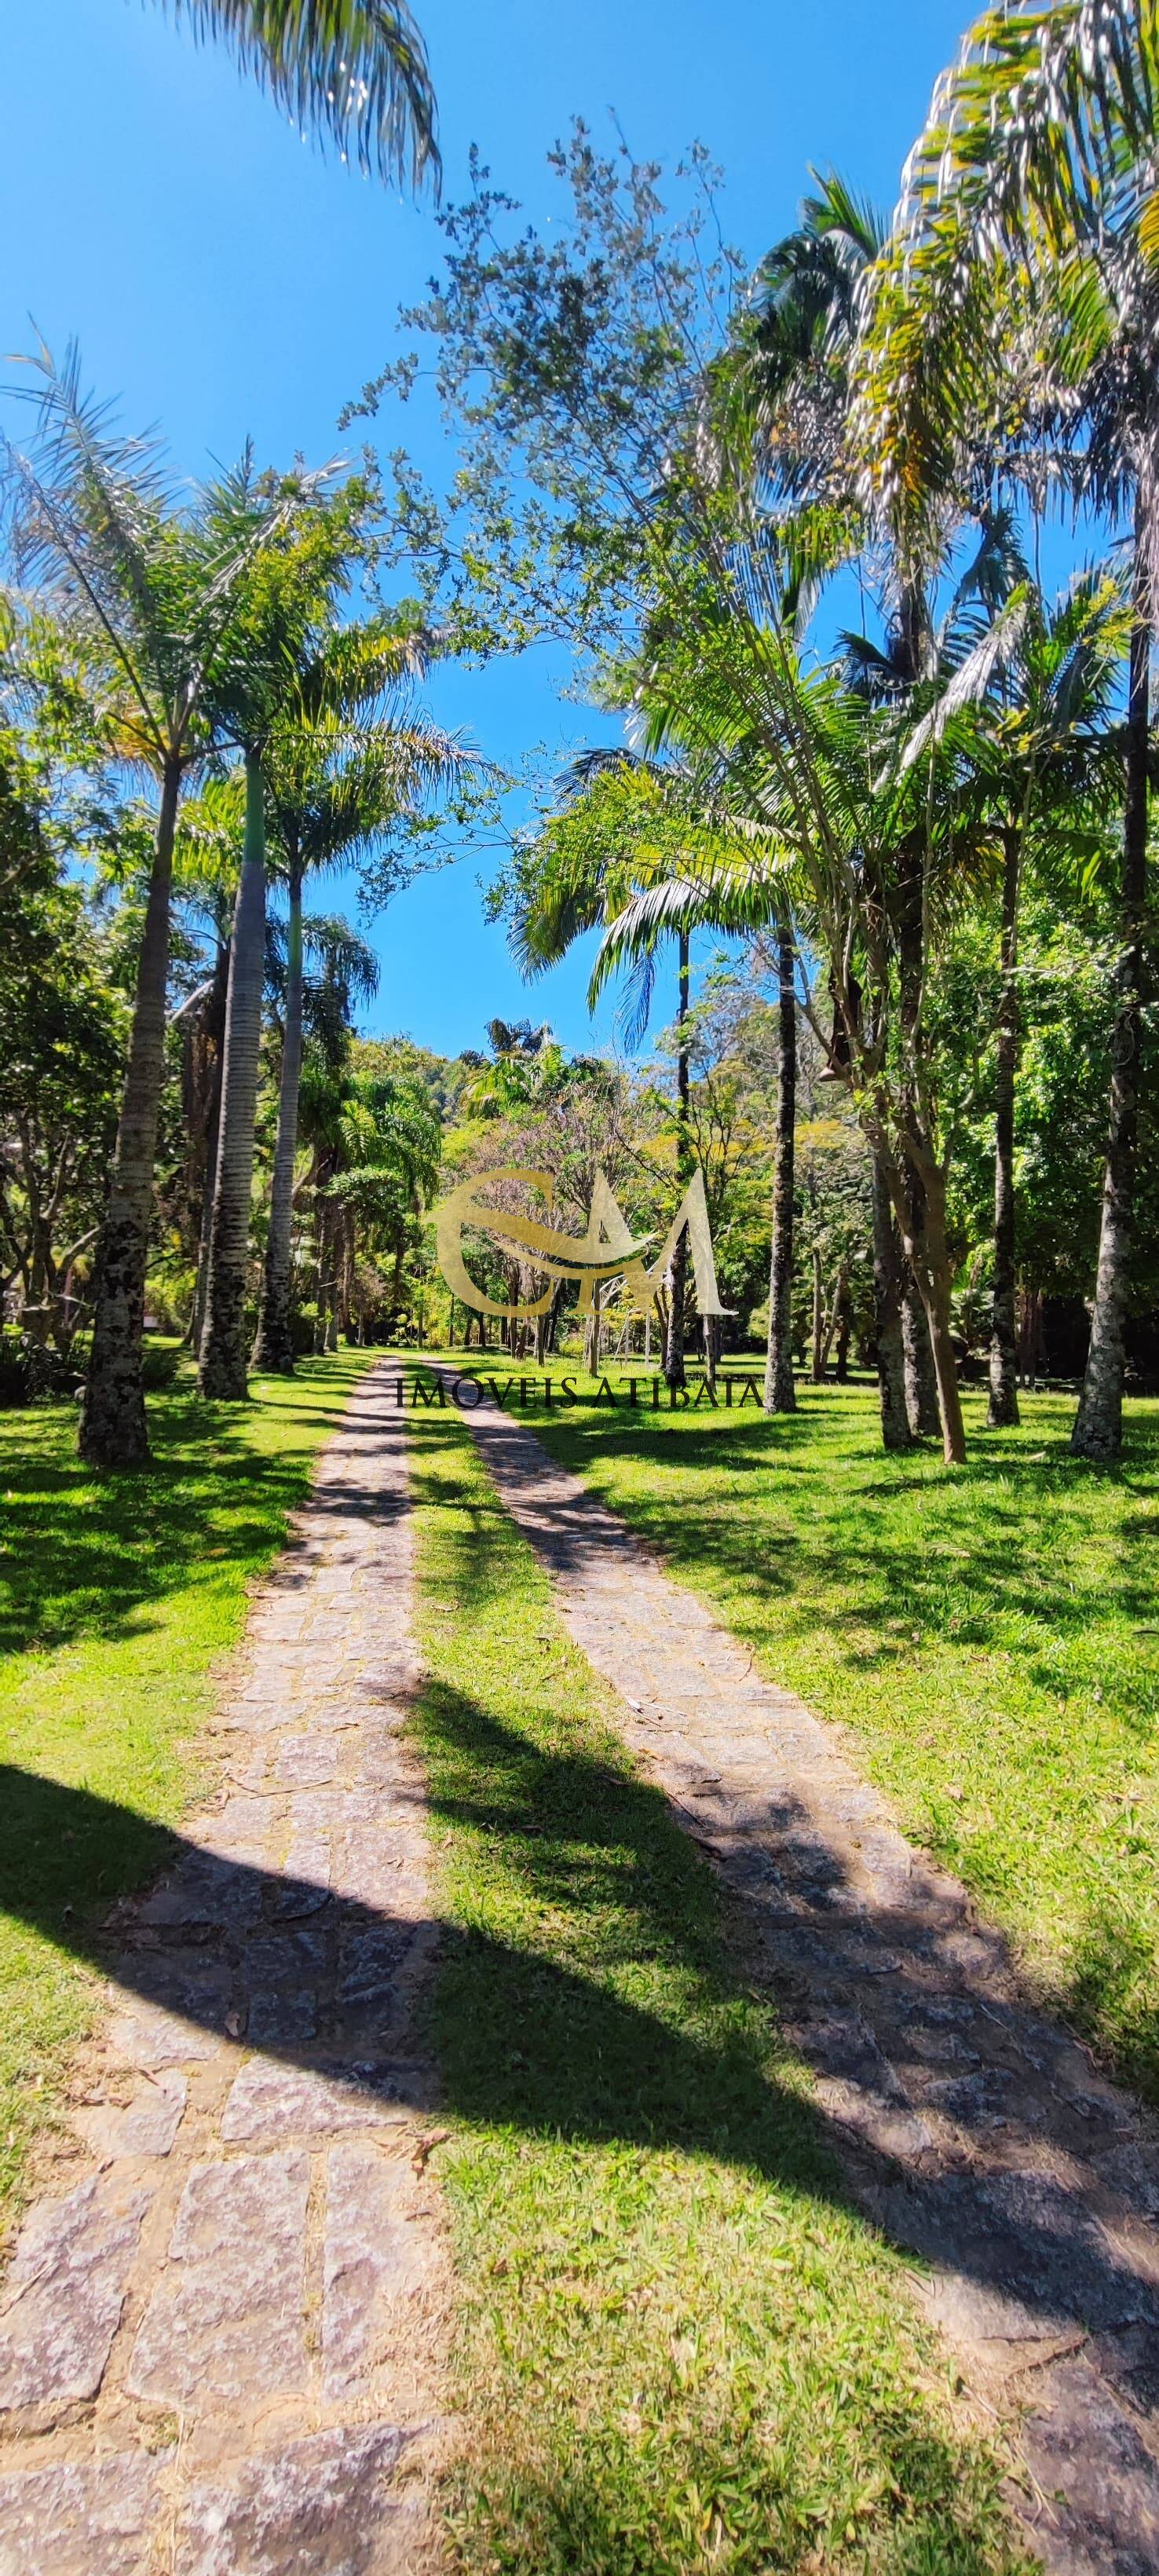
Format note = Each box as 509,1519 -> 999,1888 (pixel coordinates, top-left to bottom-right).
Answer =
894,822 -> 967,1464
585,1278 -> 601,1375
763,916 -> 797,1413
199,752 -> 267,1402
186,930 -> 229,1352
664,931 -> 691,1389
336,1206 -> 355,1343
834,1275 -> 851,1382
810,1247 -> 824,1382
902,1157 -> 967,1465
1072,565 -> 1150,1462
989,824 -> 1022,1428
81,757 -> 182,1465
702,1311 -> 718,1393
253,849 -> 304,1373
902,1266 -> 941,1435
314,1195 -> 335,1354
820,1261 -> 847,1378
872,1149 -> 912,1453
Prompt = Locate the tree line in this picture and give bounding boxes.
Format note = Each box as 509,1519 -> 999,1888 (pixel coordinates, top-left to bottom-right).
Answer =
361,2 -> 1158,1465
3,1 -> 1157,1468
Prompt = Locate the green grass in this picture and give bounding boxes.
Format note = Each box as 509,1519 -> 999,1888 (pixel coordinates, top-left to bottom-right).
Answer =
0,1348 -> 377,2219
430,1356 -> 1159,2104
409,1401 -> 1031,2576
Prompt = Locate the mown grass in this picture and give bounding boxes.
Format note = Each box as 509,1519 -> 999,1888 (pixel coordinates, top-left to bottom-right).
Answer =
0,1348 -> 376,2219
409,1401 -> 1031,2576
428,1356 -> 1159,2104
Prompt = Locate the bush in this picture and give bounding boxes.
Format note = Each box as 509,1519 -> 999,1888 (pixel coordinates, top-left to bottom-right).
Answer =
0,1334 -> 75,1407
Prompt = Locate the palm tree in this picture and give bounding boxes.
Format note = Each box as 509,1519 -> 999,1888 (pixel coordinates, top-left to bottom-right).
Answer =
906,562 -> 1127,1427
857,0 -> 1157,1458
177,461 -> 352,1402
715,175 -> 949,1443
151,0 -> 437,188
722,181 -> 887,1418
253,629 -> 466,1371
4,348 -> 327,1464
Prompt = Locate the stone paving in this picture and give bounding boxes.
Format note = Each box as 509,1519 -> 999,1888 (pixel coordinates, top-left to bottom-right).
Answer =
444,1379 -> 1159,2576
0,1366 -> 447,2576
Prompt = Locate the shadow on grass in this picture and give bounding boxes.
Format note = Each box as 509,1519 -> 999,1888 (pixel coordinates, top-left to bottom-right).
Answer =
0,1364 -> 380,1660
5,1733 -> 1159,2410
527,1391 -> 1159,1679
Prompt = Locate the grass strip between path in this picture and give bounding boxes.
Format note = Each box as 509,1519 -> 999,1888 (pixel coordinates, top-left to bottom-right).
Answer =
408,1401 -> 1032,2576
426,1359 -> 1159,2106
0,1348 -> 378,2222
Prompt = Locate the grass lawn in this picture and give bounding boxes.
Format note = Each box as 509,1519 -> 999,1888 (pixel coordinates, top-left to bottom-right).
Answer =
0,1347 -> 376,2223
426,1355 -> 1159,2105
409,1401 -> 1030,2576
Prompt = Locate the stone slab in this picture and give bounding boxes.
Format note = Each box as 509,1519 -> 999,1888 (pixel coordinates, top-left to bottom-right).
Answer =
127,2150 -> 309,2411
324,2142 -> 427,2395
176,2425 -> 416,2576
221,2058 -> 411,2144
71,2070 -> 188,2162
0,2177 -> 150,2413
0,2450 -> 167,2576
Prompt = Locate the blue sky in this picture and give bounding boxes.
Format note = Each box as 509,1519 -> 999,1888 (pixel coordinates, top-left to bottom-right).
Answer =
1,0 -> 973,1058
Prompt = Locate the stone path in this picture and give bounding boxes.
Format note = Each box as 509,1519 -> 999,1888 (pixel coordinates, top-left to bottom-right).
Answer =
444,1380 -> 1159,2576
0,1366 -> 447,2576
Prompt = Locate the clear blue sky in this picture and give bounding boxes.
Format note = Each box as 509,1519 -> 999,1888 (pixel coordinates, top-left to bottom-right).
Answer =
2,0 -> 972,1058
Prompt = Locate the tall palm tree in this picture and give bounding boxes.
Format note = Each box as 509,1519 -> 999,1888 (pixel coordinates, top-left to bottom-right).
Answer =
724,180 -> 888,1418
195,478 -> 364,1402
907,562 -> 1128,1426
253,631 -> 466,1371
4,348 -> 328,1464
151,0 -> 437,189
718,175 -> 947,1440
857,0 -> 1157,1458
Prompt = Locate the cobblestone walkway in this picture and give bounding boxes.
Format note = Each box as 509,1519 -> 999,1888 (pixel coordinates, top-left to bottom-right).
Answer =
446,1382 -> 1159,2576
0,1367 -> 447,2576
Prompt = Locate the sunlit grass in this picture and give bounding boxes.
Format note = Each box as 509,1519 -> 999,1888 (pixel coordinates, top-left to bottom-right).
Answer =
427,1355 -> 1159,2101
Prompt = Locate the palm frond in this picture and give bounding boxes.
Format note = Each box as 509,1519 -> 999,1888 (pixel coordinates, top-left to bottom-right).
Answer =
156,0 -> 438,188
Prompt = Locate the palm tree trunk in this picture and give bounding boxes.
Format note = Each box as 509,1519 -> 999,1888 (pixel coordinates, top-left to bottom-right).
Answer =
871,1149 -> 913,1453
989,823 -> 1022,1428
252,850 -> 304,1373
763,917 -> 797,1413
664,931 -> 691,1389
199,751 -> 266,1402
80,757 -> 182,1466
1072,567 -> 1150,1462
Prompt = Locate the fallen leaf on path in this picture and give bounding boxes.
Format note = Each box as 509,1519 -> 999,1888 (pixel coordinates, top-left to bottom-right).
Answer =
412,2127 -> 450,2173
